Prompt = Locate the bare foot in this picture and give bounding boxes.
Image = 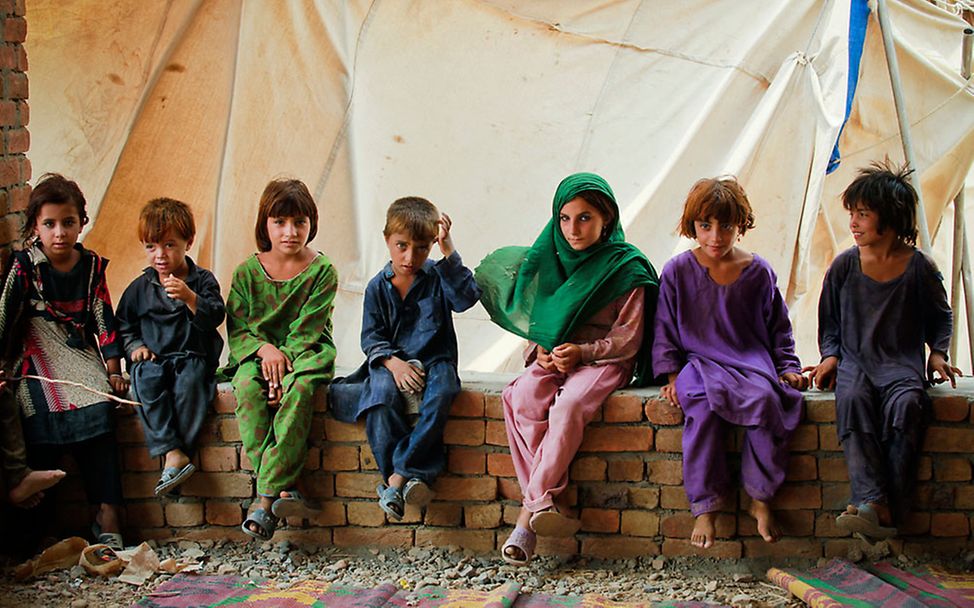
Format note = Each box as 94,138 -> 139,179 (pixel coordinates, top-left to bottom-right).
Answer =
691,512 -> 716,548
749,499 -> 781,543
14,491 -> 43,509
9,469 -> 66,505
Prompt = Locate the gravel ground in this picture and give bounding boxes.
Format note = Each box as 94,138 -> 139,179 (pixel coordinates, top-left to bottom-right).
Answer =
0,538 -> 967,608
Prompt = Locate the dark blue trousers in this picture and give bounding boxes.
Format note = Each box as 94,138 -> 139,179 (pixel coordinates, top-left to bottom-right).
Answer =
131,355 -> 213,458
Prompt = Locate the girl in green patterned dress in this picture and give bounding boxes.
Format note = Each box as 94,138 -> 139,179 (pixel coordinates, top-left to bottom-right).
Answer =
224,179 -> 337,540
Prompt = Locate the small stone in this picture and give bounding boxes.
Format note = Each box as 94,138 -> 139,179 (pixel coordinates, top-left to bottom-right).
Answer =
651,558 -> 665,570
70,601 -> 87,608
704,580 -> 718,592
277,541 -> 292,554
331,559 -> 348,570
68,565 -> 85,578
732,573 -> 753,583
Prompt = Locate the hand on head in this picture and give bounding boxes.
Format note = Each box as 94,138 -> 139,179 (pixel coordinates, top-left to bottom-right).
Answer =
436,213 -> 455,258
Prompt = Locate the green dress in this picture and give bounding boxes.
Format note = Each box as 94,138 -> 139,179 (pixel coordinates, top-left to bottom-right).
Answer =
223,253 -> 337,496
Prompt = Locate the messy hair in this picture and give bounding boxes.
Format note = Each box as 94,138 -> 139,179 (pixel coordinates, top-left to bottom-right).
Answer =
383,197 -> 439,242
678,176 -> 755,239
841,161 -> 918,246
21,173 -> 89,243
138,197 -> 196,243
254,179 -> 319,252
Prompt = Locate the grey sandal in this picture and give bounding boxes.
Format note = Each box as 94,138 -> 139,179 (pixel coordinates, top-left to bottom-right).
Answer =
271,489 -> 322,519
501,526 -> 537,565
376,483 -> 404,521
154,462 -> 196,496
402,478 -> 434,506
241,507 -> 278,541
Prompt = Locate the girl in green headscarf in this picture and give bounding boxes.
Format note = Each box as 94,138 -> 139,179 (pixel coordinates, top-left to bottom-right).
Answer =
476,172 -> 659,565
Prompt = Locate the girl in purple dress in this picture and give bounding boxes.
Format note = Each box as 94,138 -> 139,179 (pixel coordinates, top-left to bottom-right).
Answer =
652,177 -> 807,549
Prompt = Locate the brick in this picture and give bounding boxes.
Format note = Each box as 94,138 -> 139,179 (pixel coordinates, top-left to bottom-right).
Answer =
347,501 -> 386,526
205,501 -> 244,526
661,513 -> 735,539
580,427 -> 652,452
0,100 -> 14,126
360,446 -> 377,470
818,456 -> 849,481
5,127 -> 28,154
662,539 -> 742,558
823,539 -> 858,558
769,484 -> 821,510
465,503 -> 502,529
213,389 -> 236,413
935,458 -> 971,482
570,456 -> 606,481
805,400 -> 835,422
334,472 -> 382,498
608,458 -> 644,481
660,486 -> 690,509
790,425 -> 818,451
116,416 -> 146,444
200,446 -> 238,472
416,528 -> 494,552
903,539 -> 971,557
16,99 -> 27,126
930,512 -> 970,537
123,447 -> 160,472
502,505 -> 520,526
485,452 -> 513,477
535,535 -> 579,556
443,419 -> 485,446
899,511 -> 931,536
603,394 -> 643,422
955,485 -> 974,509
425,503 -> 462,526
9,184 -> 28,211
126,502 -> 165,528
932,396 -> 970,422
498,477 -> 522,501
5,72 -> 27,100
449,391 -> 484,417
654,428 -> 682,452
16,44 -> 26,71
321,446 -> 360,471
182,472 -> 253,497
123,472 -> 161,498
308,501 -> 346,526
324,419 -> 366,442
786,455 -> 816,481
739,509 -> 813,537
484,394 -> 503,419
644,398 -> 683,425
19,154 -> 29,181
3,16 -> 25,42
334,527 -> 412,548
821,483 -> 850,510
165,502 -> 204,527
194,418 -> 221,445
819,426 -> 840,451
647,459 -> 682,485
486,420 -> 508,446
581,536 -> 659,559
814,512 -> 847,537
218,419 -> 241,442
0,46 -> 15,70
621,510 -> 659,537
580,508 -> 619,533
628,487 -> 659,509
917,456 -> 932,481
924,427 -> 974,452
433,476 -> 497,501
744,538 -> 821,558
448,448 -> 486,474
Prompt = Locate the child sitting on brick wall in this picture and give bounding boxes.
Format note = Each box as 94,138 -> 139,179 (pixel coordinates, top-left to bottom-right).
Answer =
329,197 -> 481,521
116,198 -> 225,497
223,179 -> 338,541
805,162 -> 958,540
0,173 -> 129,549
476,173 -> 659,565
652,177 -> 807,550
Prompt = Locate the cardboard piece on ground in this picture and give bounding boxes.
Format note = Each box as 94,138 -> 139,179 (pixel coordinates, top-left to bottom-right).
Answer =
13,536 -> 89,581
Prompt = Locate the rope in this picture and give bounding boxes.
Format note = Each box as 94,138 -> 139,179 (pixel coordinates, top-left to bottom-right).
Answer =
5,375 -> 142,407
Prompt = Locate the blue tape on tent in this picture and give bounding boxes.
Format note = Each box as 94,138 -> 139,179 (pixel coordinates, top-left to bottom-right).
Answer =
828,0 -> 871,174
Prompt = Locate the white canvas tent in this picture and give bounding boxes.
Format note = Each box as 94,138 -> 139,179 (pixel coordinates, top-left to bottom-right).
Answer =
24,0 -> 974,372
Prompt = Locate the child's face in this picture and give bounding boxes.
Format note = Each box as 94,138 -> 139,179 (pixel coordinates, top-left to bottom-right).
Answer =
385,231 -> 432,278
559,196 -> 606,251
848,202 -> 884,246
693,216 -> 740,262
266,215 -> 311,256
34,202 -> 82,263
143,230 -> 193,279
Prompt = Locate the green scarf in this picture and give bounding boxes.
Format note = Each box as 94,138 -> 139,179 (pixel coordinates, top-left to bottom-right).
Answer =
476,172 -> 660,386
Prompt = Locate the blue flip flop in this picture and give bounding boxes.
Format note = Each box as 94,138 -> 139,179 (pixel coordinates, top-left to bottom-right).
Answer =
271,489 -> 322,519
376,483 -> 404,521
154,462 -> 196,496
241,507 -> 278,541
835,503 -> 897,540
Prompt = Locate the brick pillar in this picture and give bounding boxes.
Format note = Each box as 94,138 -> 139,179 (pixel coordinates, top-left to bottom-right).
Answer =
0,0 -> 29,258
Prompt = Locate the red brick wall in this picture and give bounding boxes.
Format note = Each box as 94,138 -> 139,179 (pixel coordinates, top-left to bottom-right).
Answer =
0,0 -> 29,253
51,384 -> 972,559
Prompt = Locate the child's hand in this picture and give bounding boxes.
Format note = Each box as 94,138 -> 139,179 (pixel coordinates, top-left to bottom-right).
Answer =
436,213 -> 455,258
131,346 -> 156,363
802,357 -> 837,391
780,372 -> 809,390
384,356 -> 426,393
108,373 -> 129,395
927,351 -> 961,388
162,275 -> 198,310
257,343 -> 293,404
535,345 -> 557,372
0,370 -> 7,392
660,375 -> 681,409
551,343 -> 582,373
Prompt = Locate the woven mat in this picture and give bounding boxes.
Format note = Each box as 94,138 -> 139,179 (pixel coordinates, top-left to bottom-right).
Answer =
767,558 -> 974,608
131,574 -> 727,607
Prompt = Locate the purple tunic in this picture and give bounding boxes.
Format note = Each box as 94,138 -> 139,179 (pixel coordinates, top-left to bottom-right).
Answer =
652,251 -> 803,438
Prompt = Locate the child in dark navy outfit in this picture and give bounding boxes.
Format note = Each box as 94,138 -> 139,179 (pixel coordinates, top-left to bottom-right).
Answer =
117,198 -> 225,497
330,197 -> 480,521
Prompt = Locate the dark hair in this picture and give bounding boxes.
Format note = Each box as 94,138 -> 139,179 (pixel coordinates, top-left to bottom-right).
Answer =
254,179 -> 319,252
841,161 -> 918,246
21,173 -> 89,243
574,190 -> 618,240
383,197 -> 439,241
678,176 -> 755,238
138,197 -> 195,243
